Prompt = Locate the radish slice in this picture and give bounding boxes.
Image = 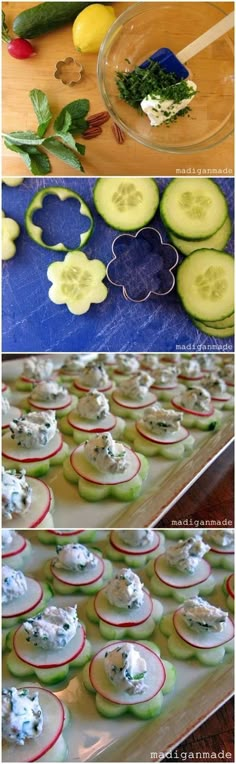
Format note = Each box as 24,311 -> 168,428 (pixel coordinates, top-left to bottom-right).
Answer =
135,422 -> 189,445
173,606 -> 234,649
226,575 -> 234,599
94,587 -> 153,627
73,380 -> 113,393
151,383 -> 178,390
2,406 -> 21,430
154,554 -> 211,589
46,529 -> 84,537
89,642 -> 165,705
110,529 -> 160,556
2,431 -> 63,463
20,374 -> 57,385
2,534 -> 27,558
111,390 -> 156,410
171,397 -> 214,418
209,543 -> 234,555
2,686 -> 65,763
2,384 -> 8,393
3,479 -> 53,530
50,552 -> 104,586
210,393 -> 231,402
28,394 -> 72,411
14,623 -> 86,668
178,374 -> 204,381
70,444 -> 141,486
2,578 -> 43,619
67,411 -> 116,433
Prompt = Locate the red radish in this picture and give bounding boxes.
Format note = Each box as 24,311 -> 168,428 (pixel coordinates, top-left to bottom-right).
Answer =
2,535 -> 27,558
20,374 -> 57,384
94,587 -> 153,627
67,410 -> 116,433
173,606 -> 234,650
14,623 -> 86,668
226,575 -> 234,599
2,406 -> 22,430
112,390 -> 156,409
3,479 -> 53,530
89,641 -> 166,705
151,383 -> 178,390
2,431 -> 63,463
47,529 -> 85,536
210,393 -> 231,402
2,384 -> 8,393
135,421 -> 190,445
171,398 -> 214,417
208,544 -> 234,555
110,529 -> 160,556
2,579 -> 43,619
73,380 -> 113,393
178,374 -> 204,381
28,395 -> 72,411
50,552 -> 104,587
3,687 -> 65,763
70,444 -> 141,486
7,38 -> 35,59
154,554 -> 211,589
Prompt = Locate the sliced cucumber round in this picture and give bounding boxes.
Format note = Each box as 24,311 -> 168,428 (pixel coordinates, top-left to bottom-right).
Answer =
193,319 -> 234,337
177,249 -> 234,322
160,179 -> 228,239
168,215 -> 232,255
25,186 -> 94,251
202,312 -> 234,329
93,178 -> 159,231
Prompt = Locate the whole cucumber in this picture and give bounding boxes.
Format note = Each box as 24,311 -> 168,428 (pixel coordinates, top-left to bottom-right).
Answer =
13,2 -> 95,39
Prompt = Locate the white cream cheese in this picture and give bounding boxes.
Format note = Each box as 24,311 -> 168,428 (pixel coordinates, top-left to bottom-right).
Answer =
100,353 -> 116,364
24,605 -> 78,650
61,354 -> 86,372
141,80 -> 197,127
77,362 -> 109,389
106,568 -> 144,609
2,529 -> 14,547
55,543 -> 97,571
142,405 -> 182,435
203,529 -> 234,549
198,354 -> 218,371
115,354 -> 140,374
10,411 -> 57,449
204,374 -> 227,396
104,643 -> 147,695
84,433 -> 127,474
77,389 -> 110,420
142,354 -> 159,370
2,687 -> 43,746
119,372 -> 154,400
179,359 -> 201,377
223,363 -> 234,384
2,565 -> 27,603
119,529 -> 155,547
23,356 -> 54,381
166,536 -> 210,574
180,386 -> 212,413
2,395 -> 10,415
31,381 -> 67,402
183,596 -> 227,633
2,467 -> 32,519
153,365 -> 177,386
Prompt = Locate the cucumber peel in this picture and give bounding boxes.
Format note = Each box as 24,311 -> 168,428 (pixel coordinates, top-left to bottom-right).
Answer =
193,319 -> 234,338
25,186 -> 93,251
177,249 -> 234,322
168,215 -> 232,256
93,178 -> 159,231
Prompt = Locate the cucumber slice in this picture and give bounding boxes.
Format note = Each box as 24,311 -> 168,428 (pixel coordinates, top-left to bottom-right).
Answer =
193,319 -> 234,337
93,178 -> 159,231
195,646 -> 225,666
96,693 -> 127,718
168,215 -> 232,255
131,691 -> 163,719
161,660 -> 176,694
168,632 -> 195,659
38,529 -> 96,544
177,249 -> 234,322
7,650 -> 34,677
202,312 -> 234,329
159,613 -> 173,637
160,179 -> 228,239
25,187 -> 93,251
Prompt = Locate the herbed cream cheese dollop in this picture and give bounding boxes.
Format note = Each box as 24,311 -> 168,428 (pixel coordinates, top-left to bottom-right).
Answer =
77,389 -> 110,421
55,543 -> 97,571
77,362 -> 109,389
31,381 -> 68,402
180,386 -> 212,413
62,354 -> 86,372
10,410 -> 57,449
2,467 -> 32,519
203,529 -> 234,549
179,358 -> 201,378
2,687 -> 43,746
105,568 -> 144,609
2,565 -> 28,604
2,529 -> 15,547
153,365 -> 177,387
2,395 -> 10,415
84,432 -> 127,474
24,605 -> 79,650
183,596 -> 227,634
23,356 -> 54,381
119,372 -> 154,400
142,405 -> 182,436
204,374 -> 227,396
141,80 -> 197,127
104,643 -> 147,695
115,354 -> 140,374
119,528 -> 155,548
142,354 -> 160,370
166,536 -> 210,574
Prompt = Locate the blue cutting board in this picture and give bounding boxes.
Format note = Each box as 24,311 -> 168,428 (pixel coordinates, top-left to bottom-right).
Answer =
2,177 -> 234,353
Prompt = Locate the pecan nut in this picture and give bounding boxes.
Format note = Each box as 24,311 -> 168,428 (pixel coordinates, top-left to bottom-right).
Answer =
111,122 -> 125,144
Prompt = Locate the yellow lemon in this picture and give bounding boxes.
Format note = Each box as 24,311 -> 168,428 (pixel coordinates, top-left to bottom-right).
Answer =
72,4 -> 116,54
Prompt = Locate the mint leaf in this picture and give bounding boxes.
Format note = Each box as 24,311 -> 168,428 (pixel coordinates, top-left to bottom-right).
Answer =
2,131 -> 45,146
2,11 -> 11,42
75,143 -> 86,156
56,110 -> 72,134
30,89 -> 52,137
43,137 -> 84,172
4,140 -> 51,175
54,99 -> 89,133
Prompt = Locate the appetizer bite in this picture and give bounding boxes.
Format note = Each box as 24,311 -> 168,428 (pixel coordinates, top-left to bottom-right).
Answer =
63,432 -> 149,501
150,365 -> 185,402
147,536 -> 215,602
177,358 -> 205,386
58,353 -> 88,383
15,357 -> 55,392
124,405 -> 195,458
2,686 -> 69,762
86,568 -> 163,639
2,395 -> 21,432
2,529 -> 31,569
45,543 -> 112,594
110,372 -> 157,420
106,529 -> 165,567
2,411 -> 69,477
23,381 -> 77,419
223,575 -> 234,613
203,529 -> 234,571
2,468 -> 54,530
160,596 -> 234,665
171,386 -> 222,430
2,563 -> 52,639
71,361 -> 113,397
203,373 -> 234,410
60,388 -> 125,442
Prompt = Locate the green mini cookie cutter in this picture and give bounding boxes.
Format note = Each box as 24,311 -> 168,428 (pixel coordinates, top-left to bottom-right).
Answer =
25,186 -> 94,252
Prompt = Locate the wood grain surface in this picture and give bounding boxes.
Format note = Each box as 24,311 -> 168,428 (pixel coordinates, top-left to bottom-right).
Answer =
2,1 -> 234,177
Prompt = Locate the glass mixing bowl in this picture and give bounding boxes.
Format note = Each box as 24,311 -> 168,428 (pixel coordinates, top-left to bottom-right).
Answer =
98,2 -> 234,153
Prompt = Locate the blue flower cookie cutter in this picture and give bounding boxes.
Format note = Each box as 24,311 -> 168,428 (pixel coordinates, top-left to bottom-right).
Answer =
106,227 -> 179,303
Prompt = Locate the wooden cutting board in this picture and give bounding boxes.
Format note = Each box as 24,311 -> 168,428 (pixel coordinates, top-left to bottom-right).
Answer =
2,1 -> 234,177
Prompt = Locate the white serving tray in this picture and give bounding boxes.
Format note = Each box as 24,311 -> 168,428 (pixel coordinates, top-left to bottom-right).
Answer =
2,531 -> 233,763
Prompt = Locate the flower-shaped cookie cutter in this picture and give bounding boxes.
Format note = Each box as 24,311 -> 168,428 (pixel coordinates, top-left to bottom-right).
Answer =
106,227 -> 179,303
54,58 -> 83,86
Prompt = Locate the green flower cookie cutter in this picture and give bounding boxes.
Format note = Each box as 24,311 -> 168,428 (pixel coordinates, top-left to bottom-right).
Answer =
25,186 -> 94,252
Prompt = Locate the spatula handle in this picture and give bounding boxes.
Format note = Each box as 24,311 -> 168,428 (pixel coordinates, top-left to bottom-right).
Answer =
177,11 -> 234,64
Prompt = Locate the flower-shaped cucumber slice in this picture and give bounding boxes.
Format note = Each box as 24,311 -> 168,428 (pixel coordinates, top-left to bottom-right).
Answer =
83,640 -> 175,719
106,529 -> 164,567
147,556 -> 215,602
47,251 -> 108,315
2,686 -> 68,763
2,581 -> 52,634
87,588 -> 163,639
205,543 -> 234,571
160,607 -> 234,665
2,431 -> 69,478
37,529 -> 96,545
2,211 -> 20,260
63,443 -> 149,501
25,186 -> 93,251
6,622 -> 92,684
45,550 -> 112,595
2,533 -> 31,567
124,420 -> 195,459
107,227 -> 178,302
